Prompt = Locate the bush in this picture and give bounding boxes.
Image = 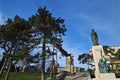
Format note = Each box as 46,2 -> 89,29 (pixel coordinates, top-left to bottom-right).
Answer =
115,73 -> 120,78
90,74 -> 95,78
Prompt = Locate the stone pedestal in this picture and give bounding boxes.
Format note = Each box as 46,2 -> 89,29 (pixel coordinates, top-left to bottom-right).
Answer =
99,73 -> 116,79
92,73 -> 116,80
92,46 -> 104,78
92,46 -> 118,80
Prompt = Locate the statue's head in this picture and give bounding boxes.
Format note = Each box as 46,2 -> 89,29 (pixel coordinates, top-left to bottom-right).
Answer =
99,58 -> 104,63
92,29 -> 95,32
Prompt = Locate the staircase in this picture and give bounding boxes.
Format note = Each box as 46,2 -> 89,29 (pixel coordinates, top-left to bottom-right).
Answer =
65,72 -> 91,80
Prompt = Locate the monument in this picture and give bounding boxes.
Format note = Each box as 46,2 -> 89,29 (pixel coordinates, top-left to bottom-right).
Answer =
92,46 -> 117,80
91,29 -> 99,46
91,29 -> 119,80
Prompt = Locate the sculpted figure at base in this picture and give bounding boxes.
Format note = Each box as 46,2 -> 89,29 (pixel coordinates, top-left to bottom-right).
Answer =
91,29 -> 99,46
98,53 -> 110,73
98,58 -> 110,73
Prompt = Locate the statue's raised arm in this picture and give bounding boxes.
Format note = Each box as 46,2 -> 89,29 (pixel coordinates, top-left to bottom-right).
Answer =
91,29 -> 99,46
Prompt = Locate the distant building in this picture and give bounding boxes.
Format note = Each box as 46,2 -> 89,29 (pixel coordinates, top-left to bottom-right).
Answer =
57,54 -> 85,73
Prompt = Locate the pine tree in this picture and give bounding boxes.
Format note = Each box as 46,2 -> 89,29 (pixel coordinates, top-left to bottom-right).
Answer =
29,6 -> 68,80
0,15 -> 31,80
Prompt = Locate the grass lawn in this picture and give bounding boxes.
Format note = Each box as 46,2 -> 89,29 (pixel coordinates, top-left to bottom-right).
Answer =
0,72 -> 50,80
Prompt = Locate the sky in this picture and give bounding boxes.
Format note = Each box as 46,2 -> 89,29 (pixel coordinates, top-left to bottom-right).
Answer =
0,0 -> 120,68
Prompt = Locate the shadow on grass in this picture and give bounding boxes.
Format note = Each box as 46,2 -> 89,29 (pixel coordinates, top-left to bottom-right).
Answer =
0,72 -> 51,80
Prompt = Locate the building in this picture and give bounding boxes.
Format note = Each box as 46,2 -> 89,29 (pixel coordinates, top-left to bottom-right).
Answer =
57,54 -> 85,73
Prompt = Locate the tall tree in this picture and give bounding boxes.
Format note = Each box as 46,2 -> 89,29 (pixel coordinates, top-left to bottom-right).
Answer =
29,6 -> 67,80
0,15 -> 31,80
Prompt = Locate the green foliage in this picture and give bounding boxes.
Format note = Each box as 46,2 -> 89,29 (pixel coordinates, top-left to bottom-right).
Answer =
0,15 -> 32,62
0,15 -> 36,80
28,6 -> 68,59
78,53 -> 93,64
0,6 -> 67,80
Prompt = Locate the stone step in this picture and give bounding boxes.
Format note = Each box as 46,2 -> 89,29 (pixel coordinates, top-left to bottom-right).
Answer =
65,72 -> 91,80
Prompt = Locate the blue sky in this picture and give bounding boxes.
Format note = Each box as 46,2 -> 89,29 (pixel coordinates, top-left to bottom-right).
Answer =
0,0 -> 120,68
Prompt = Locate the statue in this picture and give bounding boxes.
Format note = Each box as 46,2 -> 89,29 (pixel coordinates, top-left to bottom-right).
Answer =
98,51 -> 110,73
91,29 -> 99,46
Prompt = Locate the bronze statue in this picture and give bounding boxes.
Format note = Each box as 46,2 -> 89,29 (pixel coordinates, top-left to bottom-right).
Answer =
91,29 -> 99,46
98,52 -> 110,73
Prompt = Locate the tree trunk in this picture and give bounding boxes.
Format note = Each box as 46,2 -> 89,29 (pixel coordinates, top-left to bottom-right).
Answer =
0,59 -> 8,77
5,59 -> 11,80
22,65 -> 26,72
41,56 -> 45,80
41,38 -> 46,80
50,56 -> 54,78
0,57 -> 5,69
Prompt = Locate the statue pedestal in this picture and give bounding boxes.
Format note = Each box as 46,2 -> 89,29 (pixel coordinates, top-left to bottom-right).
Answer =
99,73 -> 116,79
92,46 -> 119,80
92,46 -> 105,78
